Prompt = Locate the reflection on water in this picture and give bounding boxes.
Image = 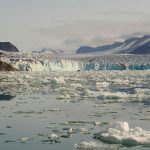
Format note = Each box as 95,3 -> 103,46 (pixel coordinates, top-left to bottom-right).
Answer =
0,71 -> 150,150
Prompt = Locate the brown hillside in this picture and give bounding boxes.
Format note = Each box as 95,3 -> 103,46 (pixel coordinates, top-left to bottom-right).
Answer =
0,60 -> 18,71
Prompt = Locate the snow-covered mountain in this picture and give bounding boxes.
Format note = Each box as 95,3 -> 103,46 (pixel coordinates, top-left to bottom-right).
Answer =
76,35 -> 150,54
32,48 -> 64,55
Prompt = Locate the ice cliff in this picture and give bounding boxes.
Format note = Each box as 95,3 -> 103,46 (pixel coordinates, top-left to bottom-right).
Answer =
11,58 -> 150,71
12,59 -> 80,71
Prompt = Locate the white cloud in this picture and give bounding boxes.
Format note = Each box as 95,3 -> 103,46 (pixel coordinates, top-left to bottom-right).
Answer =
32,20 -> 150,51
1,0 -> 150,51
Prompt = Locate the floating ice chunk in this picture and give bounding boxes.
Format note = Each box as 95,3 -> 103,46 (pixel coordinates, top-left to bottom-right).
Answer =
74,141 -> 97,149
48,134 -> 59,141
100,132 -> 122,144
95,82 -> 109,88
109,121 -> 129,133
64,121 -> 82,126
54,87 -> 66,92
51,77 -> 66,85
122,135 -> 142,146
108,128 -> 121,135
133,127 -> 143,136
70,83 -> 82,88
14,110 -> 34,114
19,137 -> 32,142
80,128 -> 90,134
94,121 -> 150,147
23,74 -> 31,79
97,92 -> 128,100
65,128 -> 77,134
94,121 -> 102,126
67,128 -> 73,134
42,79 -> 51,84
43,108 -> 61,112
57,93 -> 70,99
81,89 -> 97,98
135,88 -> 150,95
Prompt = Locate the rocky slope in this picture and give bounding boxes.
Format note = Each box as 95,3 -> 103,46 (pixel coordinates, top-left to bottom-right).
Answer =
0,60 -> 18,71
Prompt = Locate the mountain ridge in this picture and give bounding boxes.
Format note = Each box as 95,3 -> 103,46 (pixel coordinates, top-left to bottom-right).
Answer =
76,35 -> 150,54
32,48 -> 64,55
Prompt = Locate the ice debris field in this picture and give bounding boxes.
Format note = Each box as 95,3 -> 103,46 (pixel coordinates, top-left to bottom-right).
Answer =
0,69 -> 150,150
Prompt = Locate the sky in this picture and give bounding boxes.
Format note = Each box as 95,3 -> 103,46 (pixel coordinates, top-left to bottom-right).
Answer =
0,0 -> 150,52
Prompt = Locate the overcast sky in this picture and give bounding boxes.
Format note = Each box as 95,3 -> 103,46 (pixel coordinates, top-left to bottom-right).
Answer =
0,0 -> 150,52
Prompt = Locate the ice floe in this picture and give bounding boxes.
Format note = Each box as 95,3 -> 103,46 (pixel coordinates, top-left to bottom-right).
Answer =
48,133 -> 60,143
74,141 -> 120,149
74,141 -> 97,149
19,137 -> 32,143
94,121 -> 150,147
80,128 -> 90,134
51,77 -> 66,85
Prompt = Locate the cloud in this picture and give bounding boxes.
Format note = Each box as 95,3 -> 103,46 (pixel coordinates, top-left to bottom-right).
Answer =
120,32 -> 150,39
33,20 -> 150,51
63,37 -> 84,46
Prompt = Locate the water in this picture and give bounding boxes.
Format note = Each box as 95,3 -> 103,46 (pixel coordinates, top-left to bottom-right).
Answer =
0,71 -> 150,150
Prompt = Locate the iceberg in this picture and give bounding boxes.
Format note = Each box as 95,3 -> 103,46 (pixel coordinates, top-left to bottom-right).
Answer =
94,121 -> 150,147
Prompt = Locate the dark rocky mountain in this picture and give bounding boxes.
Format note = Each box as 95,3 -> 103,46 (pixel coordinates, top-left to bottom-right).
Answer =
76,35 -> 150,54
77,42 -> 122,53
0,42 -> 19,52
130,42 -> 150,54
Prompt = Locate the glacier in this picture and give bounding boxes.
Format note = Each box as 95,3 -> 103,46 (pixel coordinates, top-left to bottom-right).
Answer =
11,57 -> 150,71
